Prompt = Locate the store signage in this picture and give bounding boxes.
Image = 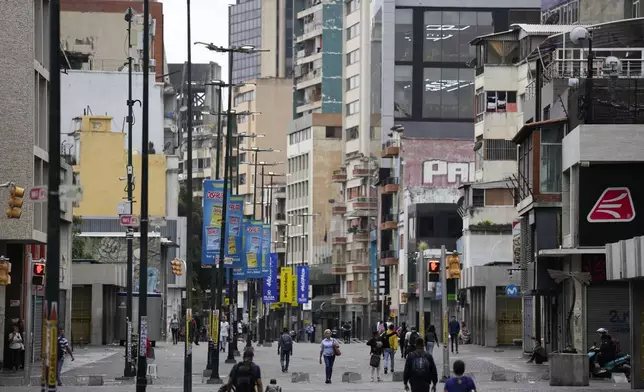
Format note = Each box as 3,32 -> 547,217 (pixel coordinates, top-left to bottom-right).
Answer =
422,160 -> 475,185
587,187 -> 635,223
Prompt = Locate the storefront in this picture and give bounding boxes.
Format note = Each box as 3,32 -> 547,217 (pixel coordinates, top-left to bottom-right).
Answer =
585,282 -> 630,352
496,287 -> 522,345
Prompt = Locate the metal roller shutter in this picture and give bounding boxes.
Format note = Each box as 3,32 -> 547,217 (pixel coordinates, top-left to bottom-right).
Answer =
32,296 -> 43,362
586,283 -> 630,351
71,286 -> 92,345
496,294 -> 523,345
523,296 -> 533,352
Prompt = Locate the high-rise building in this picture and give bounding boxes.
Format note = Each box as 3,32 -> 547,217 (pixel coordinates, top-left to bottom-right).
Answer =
541,0 -> 641,25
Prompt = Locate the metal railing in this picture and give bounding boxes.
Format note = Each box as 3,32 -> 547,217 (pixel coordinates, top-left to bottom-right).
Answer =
382,177 -> 399,186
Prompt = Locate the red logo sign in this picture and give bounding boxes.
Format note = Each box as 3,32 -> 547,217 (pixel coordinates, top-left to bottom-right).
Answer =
587,187 -> 636,223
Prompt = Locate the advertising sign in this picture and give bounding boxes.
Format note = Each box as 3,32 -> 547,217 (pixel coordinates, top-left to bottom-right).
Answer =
579,163 -> 644,246
291,275 -> 298,306
261,224 -> 271,275
296,266 -> 309,304
512,220 -> 521,264
263,253 -> 278,303
225,195 -> 244,267
280,267 -> 292,303
202,180 -> 224,265
243,220 -> 264,278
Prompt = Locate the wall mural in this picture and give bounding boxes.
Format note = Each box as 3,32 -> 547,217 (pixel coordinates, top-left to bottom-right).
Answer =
77,237 -> 163,293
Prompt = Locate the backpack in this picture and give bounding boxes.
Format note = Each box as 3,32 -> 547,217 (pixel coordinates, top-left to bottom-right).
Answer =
411,354 -> 431,378
266,385 -> 282,392
612,338 -> 621,353
381,333 -> 390,349
408,331 -> 419,347
233,362 -> 257,392
280,334 -> 293,353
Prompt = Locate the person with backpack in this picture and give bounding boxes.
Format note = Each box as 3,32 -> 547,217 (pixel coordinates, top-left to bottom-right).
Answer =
444,360 -> 476,392
425,325 -> 440,355
403,338 -> 438,392
227,350 -> 263,392
277,328 -> 293,372
399,322 -> 408,359
367,331 -> 384,382
265,378 -> 281,392
382,323 -> 399,374
405,327 -> 420,358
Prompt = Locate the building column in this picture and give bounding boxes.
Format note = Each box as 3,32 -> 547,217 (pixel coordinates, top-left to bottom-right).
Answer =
484,284 -> 497,347
630,280 -> 644,389
91,283 -> 103,345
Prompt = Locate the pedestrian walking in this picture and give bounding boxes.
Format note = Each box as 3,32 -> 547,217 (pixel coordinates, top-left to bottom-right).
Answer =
170,314 -> 179,345
405,327 -> 420,358
444,360 -> 477,392
448,316 -> 460,354
8,325 -> 24,371
424,325 -> 439,355
403,338 -> 438,392
381,323 -> 398,374
226,350 -> 263,392
265,378 -> 282,392
342,321 -> 352,343
220,316 -> 230,352
399,322 -> 408,358
366,331 -> 384,382
277,328 -> 293,372
57,326 -> 75,386
319,328 -> 340,384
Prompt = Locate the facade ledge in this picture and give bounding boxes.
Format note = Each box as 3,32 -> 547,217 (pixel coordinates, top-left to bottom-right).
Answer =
296,2 -> 323,19
332,236 -> 347,245
295,51 -> 323,66
296,99 -> 322,114
331,265 -> 347,275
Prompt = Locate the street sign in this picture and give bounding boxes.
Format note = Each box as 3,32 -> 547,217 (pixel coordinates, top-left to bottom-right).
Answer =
29,186 -> 48,202
505,284 -> 519,297
119,215 -> 140,227
117,201 -> 132,215
59,185 -> 84,202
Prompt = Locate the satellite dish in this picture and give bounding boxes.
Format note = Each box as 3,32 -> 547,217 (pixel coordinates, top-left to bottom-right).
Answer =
544,12 -> 559,25
570,26 -> 590,45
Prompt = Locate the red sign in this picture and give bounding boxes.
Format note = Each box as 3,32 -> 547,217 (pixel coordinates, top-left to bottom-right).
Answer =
119,215 -> 140,227
428,260 -> 440,273
29,186 -> 47,201
587,187 -> 636,223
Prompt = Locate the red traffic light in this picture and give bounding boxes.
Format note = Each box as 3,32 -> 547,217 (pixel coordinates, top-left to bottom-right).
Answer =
428,260 -> 440,273
33,263 -> 45,276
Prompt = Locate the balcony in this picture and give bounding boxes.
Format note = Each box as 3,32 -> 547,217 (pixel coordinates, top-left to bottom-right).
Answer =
381,250 -> 399,266
275,212 -> 286,224
332,203 -> 347,215
331,264 -> 347,275
331,293 -> 347,305
352,165 -> 372,177
295,69 -> 322,90
332,169 -> 347,182
380,214 -> 397,230
381,177 -> 400,194
347,259 -> 370,274
332,236 -> 347,245
350,197 -> 377,210
346,292 -> 369,305
381,140 -> 400,158
353,230 -> 370,242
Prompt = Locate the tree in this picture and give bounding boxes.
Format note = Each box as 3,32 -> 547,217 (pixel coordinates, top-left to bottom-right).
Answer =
72,216 -> 93,260
178,185 -> 209,308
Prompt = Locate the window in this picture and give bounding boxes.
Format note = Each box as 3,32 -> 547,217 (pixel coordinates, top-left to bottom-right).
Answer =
540,126 -> 563,193
346,100 -> 359,115
485,189 -> 514,206
346,126 -> 359,141
422,67 -> 474,119
474,135 -> 483,170
239,153 -> 246,163
475,88 -> 485,122
347,0 -> 360,14
346,75 -> 359,91
395,9 -> 413,61
486,91 -> 518,113
394,65 -> 413,118
240,174 -> 247,185
484,139 -> 516,161
472,189 -> 485,207
347,23 -> 360,40
347,49 -> 360,65
325,127 -> 342,138
424,11 -> 493,63
518,135 -> 533,198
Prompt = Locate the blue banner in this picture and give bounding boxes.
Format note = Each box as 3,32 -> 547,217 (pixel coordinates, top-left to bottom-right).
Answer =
225,195 -> 243,267
202,180 -> 224,265
296,265 -> 309,304
261,224 -> 271,276
242,220 -> 264,279
262,253 -> 278,303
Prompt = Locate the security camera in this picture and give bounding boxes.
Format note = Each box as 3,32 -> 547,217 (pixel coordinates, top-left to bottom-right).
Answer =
604,56 -> 622,76
124,7 -> 134,22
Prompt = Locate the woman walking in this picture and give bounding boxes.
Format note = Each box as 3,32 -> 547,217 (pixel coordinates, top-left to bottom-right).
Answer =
425,325 -> 440,355
366,331 -> 383,382
319,329 -> 340,384
8,325 -> 24,371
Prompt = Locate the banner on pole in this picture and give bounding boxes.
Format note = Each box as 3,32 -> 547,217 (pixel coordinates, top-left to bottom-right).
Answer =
279,267 -> 291,303
291,273 -> 298,306
261,224 -> 271,276
243,220 -> 264,279
202,180 -> 225,265
296,266 -> 309,304
225,195 -> 243,267
263,253 -> 278,303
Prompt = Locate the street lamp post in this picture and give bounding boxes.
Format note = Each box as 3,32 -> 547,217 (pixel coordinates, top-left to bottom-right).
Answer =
292,213 -> 319,338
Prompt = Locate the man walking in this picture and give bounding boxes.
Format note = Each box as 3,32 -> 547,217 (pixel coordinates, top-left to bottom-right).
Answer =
220,315 -> 230,352
382,324 -> 398,374
277,328 -> 293,372
57,326 -> 75,386
403,338 -> 438,392
227,350 -> 263,392
170,314 -> 179,345
448,316 -> 460,354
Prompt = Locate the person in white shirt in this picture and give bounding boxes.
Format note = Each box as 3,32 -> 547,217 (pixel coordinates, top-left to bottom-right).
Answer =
220,316 -> 230,352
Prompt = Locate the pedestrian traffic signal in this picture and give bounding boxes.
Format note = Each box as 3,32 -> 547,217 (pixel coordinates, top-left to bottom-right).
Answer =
447,254 -> 461,279
6,184 -> 25,219
32,262 -> 45,286
0,257 -> 11,285
428,260 -> 440,282
171,258 -> 184,275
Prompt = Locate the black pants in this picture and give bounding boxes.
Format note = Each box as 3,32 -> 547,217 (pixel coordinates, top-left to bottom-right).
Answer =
450,333 -> 459,353
410,380 -> 431,392
171,328 -> 178,344
10,348 -> 21,370
280,351 -> 290,371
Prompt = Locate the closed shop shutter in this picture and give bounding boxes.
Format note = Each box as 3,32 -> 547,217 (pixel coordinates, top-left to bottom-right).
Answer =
586,282 -> 630,351
32,295 -> 43,361
71,286 -> 92,345
58,290 -> 66,331
522,296 -> 533,352
496,292 -> 523,345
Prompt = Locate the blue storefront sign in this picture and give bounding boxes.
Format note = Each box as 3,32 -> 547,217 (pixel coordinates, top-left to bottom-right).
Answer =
296,266 -> 309,304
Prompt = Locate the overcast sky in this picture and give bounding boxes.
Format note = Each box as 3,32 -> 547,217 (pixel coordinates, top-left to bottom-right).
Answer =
161,0 -> 236,78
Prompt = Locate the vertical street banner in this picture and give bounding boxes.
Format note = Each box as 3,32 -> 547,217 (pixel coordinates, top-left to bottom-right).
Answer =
296,265 -> 309,304
263,253 -> 278,303
243,220 -> 263,278
225,195 -> 244,267
202,180 -> 225,265
279,267 -> 291,303
233,218 -> 249,280
261,224 -> 271,276
290,273 -> 298,306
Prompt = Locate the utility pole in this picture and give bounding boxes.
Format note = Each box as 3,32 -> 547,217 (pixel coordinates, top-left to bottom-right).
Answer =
440,245 -> 450,382
123,6 -> 137,379
418,252 -> 425,340
44,1 -> 62,391
136,1 -> 151,391
214,86 -> 223,179
257,166 -> 266,346
183,0 -> 194,391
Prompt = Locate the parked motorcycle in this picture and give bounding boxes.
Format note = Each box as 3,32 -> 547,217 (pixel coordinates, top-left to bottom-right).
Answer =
588,342 -> 631,381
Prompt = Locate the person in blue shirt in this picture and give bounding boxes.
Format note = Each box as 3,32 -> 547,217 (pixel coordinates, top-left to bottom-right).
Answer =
444,360 -> 476,392
448,316 -> 460,354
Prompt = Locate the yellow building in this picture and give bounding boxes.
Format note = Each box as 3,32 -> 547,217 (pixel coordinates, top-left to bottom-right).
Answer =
72,115 -> 166,217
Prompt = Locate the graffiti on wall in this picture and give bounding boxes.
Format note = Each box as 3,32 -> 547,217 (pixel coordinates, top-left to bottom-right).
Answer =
402,138 -> 474,188
422,161 -> 475,185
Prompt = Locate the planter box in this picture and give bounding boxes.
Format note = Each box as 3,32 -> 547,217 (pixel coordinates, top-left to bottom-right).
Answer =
549,353 -> 589,386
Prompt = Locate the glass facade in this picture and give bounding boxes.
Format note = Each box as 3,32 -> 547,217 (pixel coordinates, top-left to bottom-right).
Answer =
229,0 -> 262,84
371,7 -> 382,132
285,0 -> 294,76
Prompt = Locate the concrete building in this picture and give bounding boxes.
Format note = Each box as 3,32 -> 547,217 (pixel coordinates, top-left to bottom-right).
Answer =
0,0 -> 74,368
541,0 -> 641,25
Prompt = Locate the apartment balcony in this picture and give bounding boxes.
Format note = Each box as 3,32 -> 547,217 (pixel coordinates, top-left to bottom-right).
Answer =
381,177 -> 400,194
296,1 -> 322,19
381,140 -> 400,158
296,99 -> 322,114
331,169 -> 347,183
347,259 -> 370,274
295,50 -> 323,66
352,165 -> 372,177
295,69 -> 322,90
353,230 -> 370,242
380,214 -> 397,231
332,236 -> 347,245
274,212 -> 286,225
347,197 -> 378,217
346,290 -> 369,305
332,203 -> 347,215
381,250 -> 399,266
295,22 -> 323,44
331,292 -> 347,305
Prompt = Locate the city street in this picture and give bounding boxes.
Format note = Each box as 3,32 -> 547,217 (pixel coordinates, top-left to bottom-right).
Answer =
0,339 -> 638,391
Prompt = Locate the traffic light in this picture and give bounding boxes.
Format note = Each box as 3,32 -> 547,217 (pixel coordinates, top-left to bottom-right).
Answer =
428,260 -> 440,282
171,258 -> 184,275
447,254 -> 461,279
6,184 -> 25,219
32,262 -> 45,286
0,257 -> 11,285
